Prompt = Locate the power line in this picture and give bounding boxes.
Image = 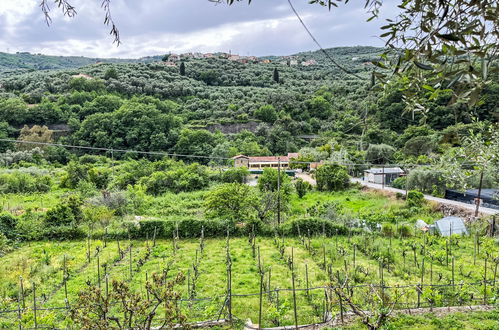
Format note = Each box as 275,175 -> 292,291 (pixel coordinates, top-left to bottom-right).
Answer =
0,139 -> 479,168
287,0 -> 364,80
0,139 -> 230,160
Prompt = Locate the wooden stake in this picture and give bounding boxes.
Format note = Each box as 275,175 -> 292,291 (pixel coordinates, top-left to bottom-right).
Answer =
291,247 -> 298,329
484,258 -> 488,304
258,271 -> 264,329
32,282 -> 37,329
305,264 -> 309,298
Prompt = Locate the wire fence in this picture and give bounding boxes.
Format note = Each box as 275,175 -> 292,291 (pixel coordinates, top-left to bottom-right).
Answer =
0,276 -> 497,329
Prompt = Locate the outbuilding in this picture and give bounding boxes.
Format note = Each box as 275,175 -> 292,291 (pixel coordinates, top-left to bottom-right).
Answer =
433,216 -> 468,236
363,167 -> 405,185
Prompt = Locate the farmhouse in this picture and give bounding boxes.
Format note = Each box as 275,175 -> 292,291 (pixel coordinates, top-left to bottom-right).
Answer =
232,153 -> 299,170
363,167 -> 404,185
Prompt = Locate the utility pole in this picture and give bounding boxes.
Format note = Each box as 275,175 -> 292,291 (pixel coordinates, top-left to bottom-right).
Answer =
474,169 -> 484,217
277,157 -> 281,225
382,165 -> 385,189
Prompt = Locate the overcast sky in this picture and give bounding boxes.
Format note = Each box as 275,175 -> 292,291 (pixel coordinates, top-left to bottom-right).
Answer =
0,0 -> 399,58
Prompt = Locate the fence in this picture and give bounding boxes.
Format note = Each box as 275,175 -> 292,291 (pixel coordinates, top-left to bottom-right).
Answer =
0,276 -> 497,329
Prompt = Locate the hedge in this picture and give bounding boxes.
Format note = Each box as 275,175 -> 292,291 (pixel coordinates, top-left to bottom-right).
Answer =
125,217 -> 357,239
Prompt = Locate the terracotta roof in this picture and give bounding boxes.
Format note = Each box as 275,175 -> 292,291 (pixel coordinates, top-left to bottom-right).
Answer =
232,155 -> 249,159
248,156 -> 290,162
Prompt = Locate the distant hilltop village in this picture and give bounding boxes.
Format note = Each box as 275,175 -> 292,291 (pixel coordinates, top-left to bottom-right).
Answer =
161,52 -> 317,67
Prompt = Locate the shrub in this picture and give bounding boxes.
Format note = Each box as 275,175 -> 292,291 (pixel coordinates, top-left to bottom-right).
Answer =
220,167 -> 250,184
397,223 -> 413,237
295,178 -> 312,198
391,176 -> 407,190
0,171 -> 52,193
0,213 -> 17,239
381,222 -> 395,237
315,164 -> 350,191
142,164 -> 209,195
205,183 -> 256,221
45,195 -> 83,227
407,190 -> 425,208
282,218 -> 349,236
87,191 -> 128,216
406,168 -> 446,195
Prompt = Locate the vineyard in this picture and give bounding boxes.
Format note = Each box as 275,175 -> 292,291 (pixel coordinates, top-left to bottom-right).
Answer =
0,228 -> 498,329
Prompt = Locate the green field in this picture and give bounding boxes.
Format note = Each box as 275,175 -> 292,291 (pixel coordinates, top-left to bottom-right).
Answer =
0,232 -> 497,329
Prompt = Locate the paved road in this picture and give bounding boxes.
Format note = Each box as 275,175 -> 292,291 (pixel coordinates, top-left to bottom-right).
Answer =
352,178 -> 499,216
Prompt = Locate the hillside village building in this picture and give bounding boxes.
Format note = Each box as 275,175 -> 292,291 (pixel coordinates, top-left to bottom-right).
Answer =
233,153 -> 299,170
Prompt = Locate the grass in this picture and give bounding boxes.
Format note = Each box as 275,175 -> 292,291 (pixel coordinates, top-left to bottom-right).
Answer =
0,233 -> 497,329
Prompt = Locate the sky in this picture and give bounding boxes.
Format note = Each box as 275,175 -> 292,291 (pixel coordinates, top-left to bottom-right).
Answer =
0,0 -> 399,58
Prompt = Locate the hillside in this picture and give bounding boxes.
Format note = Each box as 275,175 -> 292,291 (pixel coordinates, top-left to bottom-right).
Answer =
0,46 -> 382,77
0,51 -> 162,77
0,46 -> 496,177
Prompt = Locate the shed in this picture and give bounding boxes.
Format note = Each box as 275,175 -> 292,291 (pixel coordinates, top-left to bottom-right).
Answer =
434,216 -> 468,236
363,167 -> 405,185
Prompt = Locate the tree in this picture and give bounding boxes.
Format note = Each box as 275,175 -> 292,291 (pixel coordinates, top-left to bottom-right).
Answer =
221,167 -> 250,183
257,168 -> 292,196
0,122 -> 13,153
273,67 -> 279,83
365,144 -> 395,164
295,178 -> 312,198
205,183 -> 256,221
315,163 -> 349,191
254,105 -> 277,124
174,129 -> 221,163
217,0 -> 497,111
104,67 -> 118,80
179,62 -> 186,76
16,125 -> 53,151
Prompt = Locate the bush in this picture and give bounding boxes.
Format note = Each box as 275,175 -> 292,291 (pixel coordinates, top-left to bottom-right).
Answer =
205,183 -> 256,221
281,218 -> 349,236
391,176 -> 407,190
45,195 -> 83,227
220,167 -> 249,184
88,191 -> 128,216
142,164 -> 209,195
0,171 -> 52,193
315,164 -> 350,192
43,226 -> 86,240
406,168 -> 446,196
295,178 -> 312,198
381,222 -> 395,237
397,223 -> 413,237
0,213 -> 17,239
407,190 -> 425,208
126,217 -> 356,239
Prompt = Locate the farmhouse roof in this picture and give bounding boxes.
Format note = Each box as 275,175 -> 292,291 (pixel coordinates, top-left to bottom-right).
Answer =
364,167 -> 404,174
434,216 -> 468,236
232,153 -> 298,162
232,155 -> 249,159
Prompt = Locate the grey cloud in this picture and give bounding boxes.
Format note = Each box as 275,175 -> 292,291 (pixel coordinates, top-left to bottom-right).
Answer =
0,0 -> 400,57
